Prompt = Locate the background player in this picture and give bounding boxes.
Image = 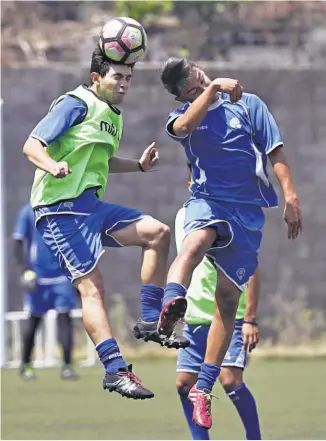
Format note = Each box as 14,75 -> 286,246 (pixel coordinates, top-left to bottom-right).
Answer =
160,57 -> 302,427
13,203 -> 79,381
174,163 -> 261,440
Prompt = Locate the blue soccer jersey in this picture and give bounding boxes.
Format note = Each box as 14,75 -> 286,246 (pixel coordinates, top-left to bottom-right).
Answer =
12,204 -> 66,281
166,92 -> 283,208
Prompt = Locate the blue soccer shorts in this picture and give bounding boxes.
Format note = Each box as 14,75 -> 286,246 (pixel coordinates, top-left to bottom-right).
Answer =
24,278 -> 77,317
35,189 -> 147,282
183,197 -> 265,290
177,320 -> 247,374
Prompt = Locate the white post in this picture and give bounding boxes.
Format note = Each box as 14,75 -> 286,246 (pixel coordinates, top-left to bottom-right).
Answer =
0,96 -> 7,367
44,310 -> 58,366
12,319 -> 21,366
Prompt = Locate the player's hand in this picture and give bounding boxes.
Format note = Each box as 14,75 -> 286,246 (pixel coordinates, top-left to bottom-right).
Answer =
139,142 -> 159,172
242,322 -> 259,353
49,161 -> 72,179
284,193 -> 302,240
20,270 -> 37,292
211,78 -> 243,103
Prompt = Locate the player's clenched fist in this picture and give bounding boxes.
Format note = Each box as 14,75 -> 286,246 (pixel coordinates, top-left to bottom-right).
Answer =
50,161 -> 72,178
211,78 -> 243,103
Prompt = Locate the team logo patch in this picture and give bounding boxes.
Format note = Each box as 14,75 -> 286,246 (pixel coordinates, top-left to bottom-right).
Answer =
229,117 -> 242,129
236,268 -> 246,280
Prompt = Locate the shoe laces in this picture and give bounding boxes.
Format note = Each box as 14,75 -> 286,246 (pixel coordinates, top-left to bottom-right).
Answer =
120,370 -> 142,386
198,390 -> 219,415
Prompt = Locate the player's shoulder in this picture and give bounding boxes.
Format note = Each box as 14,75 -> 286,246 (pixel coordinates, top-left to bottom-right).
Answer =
240,92 -> 265,108
167,102 -> 190,121
50,93 -> 88,113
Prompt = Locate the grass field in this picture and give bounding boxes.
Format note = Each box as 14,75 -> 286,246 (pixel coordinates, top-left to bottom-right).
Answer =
2,358 -> 326,440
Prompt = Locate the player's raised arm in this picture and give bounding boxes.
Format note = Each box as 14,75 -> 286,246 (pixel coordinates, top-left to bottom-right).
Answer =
171,82 -> 221,137
172,78 -> 243,137
269,147 -> 302,240
242,267 -> 261,353
161,58 -> 243,138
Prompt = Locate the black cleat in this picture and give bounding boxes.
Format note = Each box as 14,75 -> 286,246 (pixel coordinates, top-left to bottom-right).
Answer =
61,365 -> 80,381
103,364 -> 154,400
133,319 -> 165,345
133,318 -> 190,349
164,332 -> 190,349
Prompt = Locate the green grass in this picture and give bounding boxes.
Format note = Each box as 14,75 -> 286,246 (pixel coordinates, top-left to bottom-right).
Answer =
2,358 -> 326,440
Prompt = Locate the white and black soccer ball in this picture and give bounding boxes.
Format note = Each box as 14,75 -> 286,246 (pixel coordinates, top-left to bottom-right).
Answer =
99,17 -> 147,65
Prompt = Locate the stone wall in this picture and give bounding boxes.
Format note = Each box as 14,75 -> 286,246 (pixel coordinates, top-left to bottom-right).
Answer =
3,65 -> 326,336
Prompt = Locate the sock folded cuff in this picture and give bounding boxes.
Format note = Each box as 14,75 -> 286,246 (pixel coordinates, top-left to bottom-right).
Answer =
165,282 -> 187,296
226,382 -> 246,396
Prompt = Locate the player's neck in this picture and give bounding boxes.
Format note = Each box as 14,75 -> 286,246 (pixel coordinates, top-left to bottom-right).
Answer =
90,84 -> 114,106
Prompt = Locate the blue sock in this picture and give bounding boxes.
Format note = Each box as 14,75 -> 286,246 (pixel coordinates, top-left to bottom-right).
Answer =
96,338 -> 127,375
141,284 -> 164,322
162,282 -> 187,308
227,383 -> 261,440
197,363 -> 220,391
180,394 -> 210,440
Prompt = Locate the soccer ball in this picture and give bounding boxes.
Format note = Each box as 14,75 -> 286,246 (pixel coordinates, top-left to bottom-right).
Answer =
99,17 -> 147,65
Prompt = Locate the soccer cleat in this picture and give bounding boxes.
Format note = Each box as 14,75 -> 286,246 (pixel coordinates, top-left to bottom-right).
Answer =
133,319 -> 164,345
20,364 -> 37,381
188,385 -> 218,430
157,296 -> 187,338
103,364 -> 154,400
164,331 -> 190,349
61,365 -> 80,381
133,318 -> 190,349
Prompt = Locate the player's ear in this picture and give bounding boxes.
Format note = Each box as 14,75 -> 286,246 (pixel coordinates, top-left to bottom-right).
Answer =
90,72 -> 100,84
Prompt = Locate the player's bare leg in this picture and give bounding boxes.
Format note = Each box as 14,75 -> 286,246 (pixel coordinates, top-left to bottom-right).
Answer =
75,265 -> 154,400
158,228 -> 217,338
190,272 -> 240,429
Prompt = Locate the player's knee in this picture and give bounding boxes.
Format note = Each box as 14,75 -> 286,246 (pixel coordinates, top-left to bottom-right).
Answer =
218,294 -> 238,317
149,220 -> 171,248
219,369 -> 243,393
176,379 -> 193,397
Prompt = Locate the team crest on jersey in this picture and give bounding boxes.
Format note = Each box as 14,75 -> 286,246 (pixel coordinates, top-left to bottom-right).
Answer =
229,117 -> 242,129
236,268 -> 246,280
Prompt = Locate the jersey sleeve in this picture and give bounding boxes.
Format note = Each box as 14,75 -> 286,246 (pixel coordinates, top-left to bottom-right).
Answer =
174,208 -> 186,253
12,204 -> 31,241
247,94 -> 284,155
165,107 -> 189,142
30,95 -> 87,146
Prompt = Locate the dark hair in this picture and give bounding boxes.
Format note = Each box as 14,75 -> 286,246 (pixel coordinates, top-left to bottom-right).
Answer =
90,45 -> 135,83
161,57 -> 196,96
186,160 -> 191,170
90,45 -> 113,82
